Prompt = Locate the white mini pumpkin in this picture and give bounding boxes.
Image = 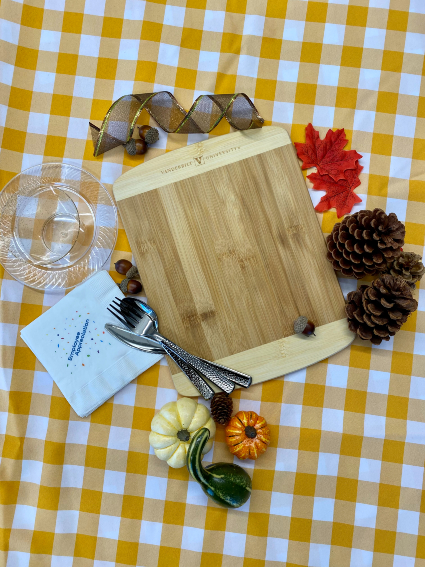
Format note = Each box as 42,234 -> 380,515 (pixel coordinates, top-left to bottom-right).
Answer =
149,398 -> 216,468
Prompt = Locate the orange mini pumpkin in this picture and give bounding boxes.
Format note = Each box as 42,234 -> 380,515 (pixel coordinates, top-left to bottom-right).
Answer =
225,411 -> 270,460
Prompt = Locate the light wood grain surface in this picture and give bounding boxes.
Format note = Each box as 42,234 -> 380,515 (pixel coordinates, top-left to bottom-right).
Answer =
113,126 -> 354,394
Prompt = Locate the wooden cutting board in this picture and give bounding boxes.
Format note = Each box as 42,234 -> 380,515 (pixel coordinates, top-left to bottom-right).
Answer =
113,126 -> 354,396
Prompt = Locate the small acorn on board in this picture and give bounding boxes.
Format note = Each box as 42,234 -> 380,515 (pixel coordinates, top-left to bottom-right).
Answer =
114,259 -> 143,295
294,316 -> 316,337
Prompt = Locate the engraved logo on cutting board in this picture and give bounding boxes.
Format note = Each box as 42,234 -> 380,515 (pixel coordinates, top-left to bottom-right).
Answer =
160,146 -> 241,174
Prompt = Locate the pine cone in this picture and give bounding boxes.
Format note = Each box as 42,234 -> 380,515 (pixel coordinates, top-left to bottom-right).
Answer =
210,392 -> 233,425
326,208 -> 405,279
386,251 -> 424,288
345,274 -> 418,345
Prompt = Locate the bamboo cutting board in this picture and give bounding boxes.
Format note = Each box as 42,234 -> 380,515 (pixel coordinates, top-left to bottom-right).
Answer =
113,126 -> 354,396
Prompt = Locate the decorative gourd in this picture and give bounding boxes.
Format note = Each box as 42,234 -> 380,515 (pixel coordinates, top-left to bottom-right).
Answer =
187,428 -> 252,509
149,398 -> 216,468
225,411 -> 270,460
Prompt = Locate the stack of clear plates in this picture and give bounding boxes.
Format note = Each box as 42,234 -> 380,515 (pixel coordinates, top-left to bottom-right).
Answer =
0,163 -> 118,291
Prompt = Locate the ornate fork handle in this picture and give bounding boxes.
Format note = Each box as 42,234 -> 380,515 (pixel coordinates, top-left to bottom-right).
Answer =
155,335 -> 235,395
160,343 -> 214,400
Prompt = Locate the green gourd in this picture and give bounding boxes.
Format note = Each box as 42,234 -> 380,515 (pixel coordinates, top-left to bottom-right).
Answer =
186,428 -> 252,509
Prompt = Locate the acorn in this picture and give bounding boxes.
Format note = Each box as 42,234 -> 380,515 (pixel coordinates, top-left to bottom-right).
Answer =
294,316 -> 316,337
138,125 -> 159,145
119,278 -> 142,294
124,138 -> 148,156
115,259 -> 133,275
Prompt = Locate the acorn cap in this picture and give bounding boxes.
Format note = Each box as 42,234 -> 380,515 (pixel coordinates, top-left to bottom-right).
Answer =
119,278 -> 129,293
126,265 -> 139,279
124,138 -> 136,155
144,127 -> 159,145
294,316 -> 308,334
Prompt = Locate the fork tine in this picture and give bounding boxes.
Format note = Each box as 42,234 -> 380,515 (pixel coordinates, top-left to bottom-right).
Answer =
107,307 -> 132,328
117,303 -> 140,324
108,303 -> 137,327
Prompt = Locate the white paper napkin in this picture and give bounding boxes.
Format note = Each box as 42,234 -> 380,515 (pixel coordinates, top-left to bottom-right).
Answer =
21,271 -> 162,417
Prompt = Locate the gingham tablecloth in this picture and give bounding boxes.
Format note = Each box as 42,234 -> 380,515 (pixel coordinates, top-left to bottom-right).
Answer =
1,1 -> 425,566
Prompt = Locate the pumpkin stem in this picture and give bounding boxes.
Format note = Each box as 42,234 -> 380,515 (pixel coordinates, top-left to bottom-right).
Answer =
245,425 -> 257,439
177,429 -> 190,442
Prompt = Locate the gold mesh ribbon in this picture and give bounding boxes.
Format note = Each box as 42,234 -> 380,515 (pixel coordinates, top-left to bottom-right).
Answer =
89,92 -> 264,157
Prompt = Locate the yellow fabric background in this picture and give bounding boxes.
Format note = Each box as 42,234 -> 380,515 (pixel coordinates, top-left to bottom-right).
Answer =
0,0 -> 425,565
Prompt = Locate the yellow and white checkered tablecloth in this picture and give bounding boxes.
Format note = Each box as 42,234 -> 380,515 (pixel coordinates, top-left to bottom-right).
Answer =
1,0 -> 425,565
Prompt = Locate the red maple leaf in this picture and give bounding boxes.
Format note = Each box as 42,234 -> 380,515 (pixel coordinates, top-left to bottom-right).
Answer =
308,162 -> 363,218
294,123 -> 362,181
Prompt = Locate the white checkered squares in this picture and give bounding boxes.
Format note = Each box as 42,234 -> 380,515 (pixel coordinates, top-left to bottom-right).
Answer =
243,15 -> 265,37
61,464 -> 85,488
140,520 -> 162,545
51,557 -> 73,567
275,448 -> 298,472
358,68 -> 381,91
73,76 -> 96,99
363,414 -> 386,439
238,399 -> 261,415
317,64 -> 339,87
20,460 -> 43,485
0,411 -> 7,434
414,333 -> 425,356
124,0 -> 146,20
55,510 -> 79,534
0,278 -> 24,303
145,475 -> 167,500
118,39 -> 140,61
158,43 -> 180,67
32,371 -> 53,396
67,117 -> 90,140
353,110 -> 375,133
223,532 -> 246,557
326,364 -> 349,389
33,71 -> 56,94
280,403 -> 302,427
44,0 -> 66,9
285,368 -> 306,383
163,5 -> 185,28
401,464 -> 424,490
399,73 -> 422,97
406,420 -> 425,444
313,497 -> 334,522
0,323 -> 19,347
397,509 -> 420,535
101,162 -> 123,184
313,106 -> 335,128
322,408 -> 344,433
270,492 -> 293,516
186,479 -> 208,506
98,515 -> 121,539
410,0 -> 425,13
265,538 -> 288,562
323,23 -> 345,45
354,503 -> 377,528
317,453 -> 340,476
6,551 -> 30,567
419,289 -> 425,312
410,376 -> 425,400
308,543 -> 331,567
112,80 -> 135,101
405,32 -> 425,56
282,20 -> 305,42
39,30 -> 61,52
389,156 -> 412,180
12,505 -> 37,530
358,458 -> 381,483
363,28 -> 386,51
79,35 -> 101,58
181,526 -> 204,553
0,103 -> 6,128
203,11 -> 225,33
367,370 -> 390,395
277,60 -> 299,83
107,426 -> 132,452
350,548 -> 373,567
66,420 -> 90,445
155,387 -> 178,409
84,0 -> 106,16
103,470 -> 126,494
272,102 -> 294,124
386,198 -> 407,222
0,61 -> 14,86
394,115 -> 416,139
198,51 -> 220,72
26,415 -> 49,440
237,55 -> 259,78
0,19 -> 20,45
393,556 -> 415,567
